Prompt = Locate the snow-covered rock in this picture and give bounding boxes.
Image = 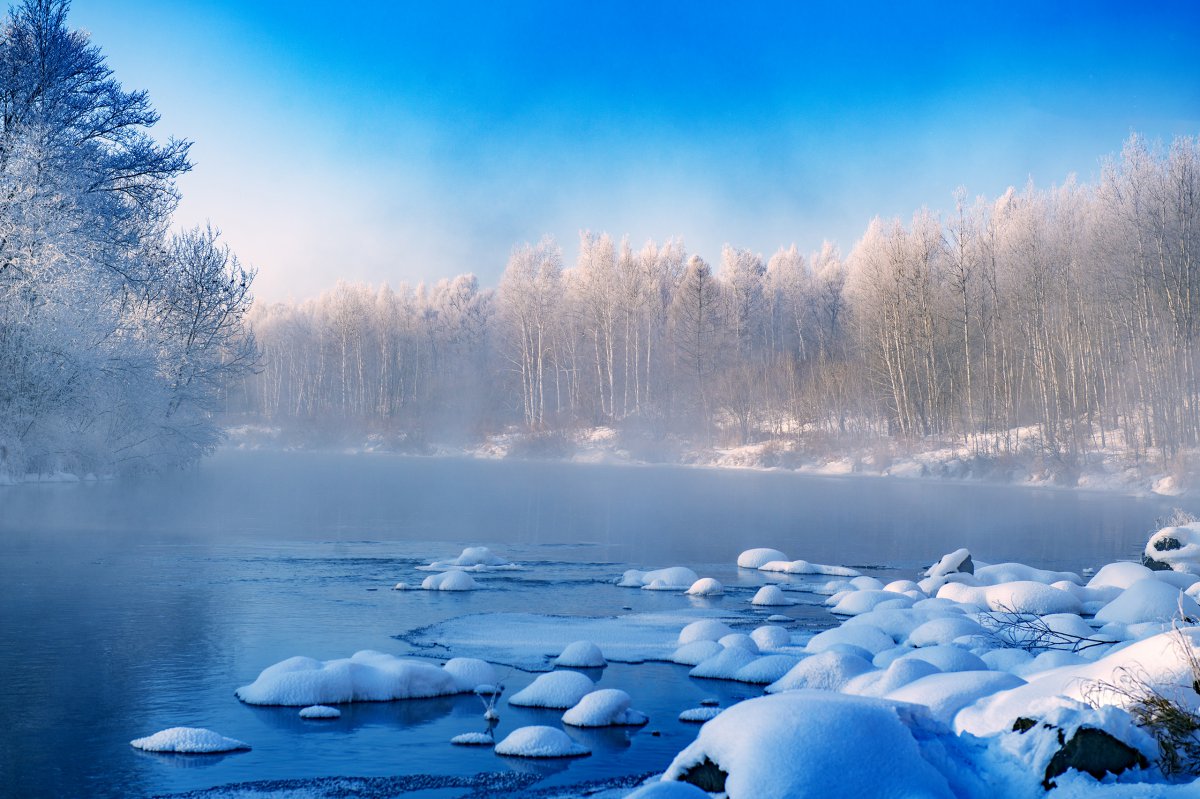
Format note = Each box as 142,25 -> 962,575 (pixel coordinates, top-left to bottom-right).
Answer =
1092,578 -> 1200,625
678,706 -> 723,723
750,625 -> 792,651
298,705 -> 341,719
732,654 -> 802,684
235,651 -> 462,706
562,688 -> 648,727
450,732 -> 494,746
717,633 -> 759,653
421,571 -> 479,591
661,691 -> 965,799
926,548 -> 974,579
441,657 -> 498,692
759,559 -> 859,577
618,566 -> 701,590
553,640 -> 607,668
508,670 -> 594,708
671,640 -> 725,666
678,619 -> 734,645
807,622 -> 895,656
424,546 -> 511,570
884,671 -> 1026,725
737,548 -> 788,569
494,725 -> 589,758
689,646 -> 760,680
130,727 -> 250,753
765,650 -> 874,693
843,657 -> 941,698
685,577 -> 724,596
1145,522 -> 1200,574
830,590 -> 913,616
937,580 -> 1082,615
751,585 -> 797,606
1087,562 -> 1156,590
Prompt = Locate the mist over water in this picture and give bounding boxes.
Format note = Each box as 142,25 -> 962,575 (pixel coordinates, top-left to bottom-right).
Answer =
0,451 -> 1190,797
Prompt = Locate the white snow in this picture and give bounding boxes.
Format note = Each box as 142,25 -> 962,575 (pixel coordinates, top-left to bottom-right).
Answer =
732,654 -> 802,684
937,580 -> 1082,615
130,727 -> 250,753
685,577 -> 724,596
737,548 -> 788,569
671,640 -> 725,666
618,566 -> 700,589
717,633 -> 759,653
553,640 -> 607,668
661,691 -> 962,799
1145,522 -> 1200,574
750,585 -> 798,606
678,619 -> 734,645
298,705 -> 341,719
765,650 -> 874,693
1092,578 -> 1200,625
420,546 -> 517,572
759,559 -> 860,577
689,646 -> 760,680
450,732 -> 494,746
750,625 -> 792,650
420,570 -> 479,591
441,657 -> 498,692
508,670 -> 594,708
678,706 -> 723,722
235,650 -> 463,706
884,671 -> 1026,724
493,725 -> 590,758
626,782 -> 711,798
561,688 -> 648,727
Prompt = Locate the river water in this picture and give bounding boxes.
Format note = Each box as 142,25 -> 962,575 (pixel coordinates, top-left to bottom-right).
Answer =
0,451 -> 1187,797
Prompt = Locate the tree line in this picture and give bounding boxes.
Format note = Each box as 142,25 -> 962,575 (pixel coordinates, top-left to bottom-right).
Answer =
0,0 -> 255,477
238,131 -> 1200,473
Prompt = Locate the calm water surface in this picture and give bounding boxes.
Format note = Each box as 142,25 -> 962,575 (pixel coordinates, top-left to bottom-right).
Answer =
0,451 -> 1189,797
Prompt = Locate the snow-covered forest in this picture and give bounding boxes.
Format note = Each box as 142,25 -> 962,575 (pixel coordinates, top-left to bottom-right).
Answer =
0,1 -> 255,477
239,135 -> 1200,475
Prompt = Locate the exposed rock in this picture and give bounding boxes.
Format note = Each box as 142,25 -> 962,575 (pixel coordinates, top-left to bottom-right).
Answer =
1042,727 -> 1148,789
677,757 -> 728,793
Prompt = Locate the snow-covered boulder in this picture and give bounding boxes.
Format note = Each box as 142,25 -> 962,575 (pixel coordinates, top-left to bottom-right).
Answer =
450,732 -> 494,746
1144,522 -> 1200,574
661,691 -> 965,799
717,633 -> 758,653
671,640 -> 725,666
685,577 -> 724,596
893,645 -> 987,674
974,563 -> 1081,586
421,571 -> 479,591
759,559 -> 859,577
618,566 -> 700,590
298,705 -> 341,719
235,651 -> 462,705
751,585 -> 797,606
737,548 -> 788,569
626,782 -> 710,798
732,654 -> 802,685
884,671 -> 1026,725
678,706 -> 723,723
765,650 -> 874,693
1092,577 -> 1200,625
1087,562 -> 1156,590
830,590 -> 913,616
677,619 -> 733,645
494,725 -> 589,758
554,640 -> 606,668
562,688 -> 648,727
426,546 -> 511,570
130,727 -> 250,753
442,657 -> 498,692
925,548 -> 974,579
937,580 -> 1082,615
906,616 -> 986,648
807,623 -> 895,656
508,670 -> 594,708
750,625 -> 792,651
689,646 -> 760,680
843,657 -> 941,698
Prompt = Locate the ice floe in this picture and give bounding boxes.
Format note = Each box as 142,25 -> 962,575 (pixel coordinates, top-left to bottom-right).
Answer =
130,727 -> 250,754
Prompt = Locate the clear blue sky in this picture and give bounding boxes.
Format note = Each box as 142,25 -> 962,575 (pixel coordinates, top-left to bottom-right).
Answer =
71,0 -> 1199,301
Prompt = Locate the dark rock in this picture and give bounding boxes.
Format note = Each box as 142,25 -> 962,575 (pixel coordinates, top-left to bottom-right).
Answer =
677,757 -> 728,793
1012,717 -> 1038,734
1042,727 -> 1148,789
1154,536 -> 1183,552
959,554 -> 975,575
1142,553 -> 1173,571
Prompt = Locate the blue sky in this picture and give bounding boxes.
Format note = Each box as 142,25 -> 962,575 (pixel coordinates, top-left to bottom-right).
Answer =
72,1 -> 1199,301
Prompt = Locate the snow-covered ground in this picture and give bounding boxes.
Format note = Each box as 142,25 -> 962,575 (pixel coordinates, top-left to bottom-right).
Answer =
220,423 -> 1195,498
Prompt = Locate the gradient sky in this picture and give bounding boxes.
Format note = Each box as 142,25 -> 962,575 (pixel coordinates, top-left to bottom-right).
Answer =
71,1 -> 1199,302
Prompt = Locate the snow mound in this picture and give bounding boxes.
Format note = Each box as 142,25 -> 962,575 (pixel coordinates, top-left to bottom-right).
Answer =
1145,522 -> 1200,574
751,585 -> 797,606
661,691 -> 960,799
618,566 -> 700,589
442,658 -> 498,692
843,657 -> 941,698
450,732 -> 494,746
1093,578 -> 1200,625
906,616 -> 986,648
937,580 -> 1082,615
974,563 -> 1081,586
235,650 -> 461,706
884,671 -> 1026,725
766,650 -> 874,693
750,625 -> 792,651
1087,562 -> 1156,590
678,706 -> 723,723
421,571 -> 479,591
732,654 -> 802,684
689,646 -> 760,680
562,688 -> 648,727
678,619 -> 734,645
718,633 -> 758,653
671,640 -> 725,666
298,705 -> 341,719
508,670 -> 594,708
807,623 -> 895,655
554,640 -> 606,668
130,727 -> 250,754
759,559 -> 859,577
738,548 -> 788,569
423,546 -> 512,571
956,627 -> 1200,736
926,548 -> 973,580
494,725 -> 589,758
894,645 -> 987,673
685,577 -> 724,596
830,590 -> 913,616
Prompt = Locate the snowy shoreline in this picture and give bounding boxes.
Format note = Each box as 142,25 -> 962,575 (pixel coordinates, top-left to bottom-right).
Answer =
221,423 -> 1193,501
